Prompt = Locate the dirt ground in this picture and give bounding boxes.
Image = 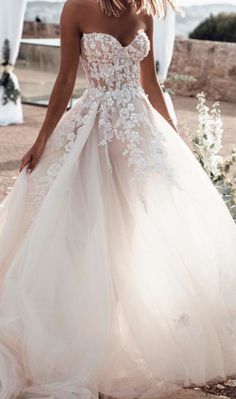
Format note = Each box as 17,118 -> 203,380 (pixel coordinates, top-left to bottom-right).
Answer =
0,95 -> 235,202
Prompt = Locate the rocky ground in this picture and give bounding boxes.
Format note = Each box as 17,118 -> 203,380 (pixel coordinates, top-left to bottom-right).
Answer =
100,379 -> 236,399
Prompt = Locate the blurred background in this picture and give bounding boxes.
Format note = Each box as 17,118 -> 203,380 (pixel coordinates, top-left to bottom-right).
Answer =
0,0 -> 236,221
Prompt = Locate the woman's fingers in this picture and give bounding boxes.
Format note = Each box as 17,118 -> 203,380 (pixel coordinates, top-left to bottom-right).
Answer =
27,155 -> 40,173
20,154 -> 32,172
19,140 -> 46,173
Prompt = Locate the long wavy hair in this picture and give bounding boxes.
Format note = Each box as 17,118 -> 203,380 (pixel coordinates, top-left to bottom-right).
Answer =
98,0 -> 180,18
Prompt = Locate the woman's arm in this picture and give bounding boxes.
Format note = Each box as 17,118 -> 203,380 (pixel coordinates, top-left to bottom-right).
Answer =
141,14 -> 177,132
20,1 -> 81,172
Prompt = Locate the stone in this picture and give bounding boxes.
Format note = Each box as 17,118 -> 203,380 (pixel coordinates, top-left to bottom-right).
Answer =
169,38 -> 236,103
225,379 -> 236,387
216,384 -> 225,390
166,388 -> 227,399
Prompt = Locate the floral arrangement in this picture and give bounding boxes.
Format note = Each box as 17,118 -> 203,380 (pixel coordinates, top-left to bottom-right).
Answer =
0,39 -> 20,105
189,92 -> 236,222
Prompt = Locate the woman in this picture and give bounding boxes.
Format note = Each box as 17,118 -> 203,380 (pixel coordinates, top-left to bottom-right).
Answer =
1,0 -> 236,398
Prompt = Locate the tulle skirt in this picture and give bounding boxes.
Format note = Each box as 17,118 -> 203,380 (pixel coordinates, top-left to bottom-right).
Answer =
0,89 -> 236,399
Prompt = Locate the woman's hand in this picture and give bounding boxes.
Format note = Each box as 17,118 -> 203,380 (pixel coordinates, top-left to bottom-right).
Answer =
167,118 -> 178,133
19,137 -> 47,173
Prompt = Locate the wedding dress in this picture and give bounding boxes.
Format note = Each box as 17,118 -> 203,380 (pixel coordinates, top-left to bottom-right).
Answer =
1,31 -> 236,399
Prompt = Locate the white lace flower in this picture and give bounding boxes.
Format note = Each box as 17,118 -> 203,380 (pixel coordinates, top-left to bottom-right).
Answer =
119,108 -> 129,120
47,163 -> 62,177
100,63 -> 114,78
128,103 -> 135,111
65,142 -> 74,153
106,96 -> 114,107
28,32 -> 173,219
173,313 -> 191,328
120,87 -> 131,104
67,132 -> 76,141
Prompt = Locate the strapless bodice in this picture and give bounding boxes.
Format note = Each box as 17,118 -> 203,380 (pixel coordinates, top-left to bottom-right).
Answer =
80,31 -> 150,91
42,29 -> 170,207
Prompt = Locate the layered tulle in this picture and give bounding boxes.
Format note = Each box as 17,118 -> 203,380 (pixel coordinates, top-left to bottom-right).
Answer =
0,29 -> 236,399
1,86 -> 236,399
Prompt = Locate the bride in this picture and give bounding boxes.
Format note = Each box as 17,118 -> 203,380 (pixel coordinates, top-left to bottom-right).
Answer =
1,0 -> 236,398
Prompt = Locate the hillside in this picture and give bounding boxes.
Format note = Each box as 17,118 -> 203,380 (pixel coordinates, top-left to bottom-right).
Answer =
176,4 -> 236,36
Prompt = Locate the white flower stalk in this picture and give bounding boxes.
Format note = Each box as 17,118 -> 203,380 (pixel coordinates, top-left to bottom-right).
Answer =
190,92 -> 236,222
194,92 -> 223,180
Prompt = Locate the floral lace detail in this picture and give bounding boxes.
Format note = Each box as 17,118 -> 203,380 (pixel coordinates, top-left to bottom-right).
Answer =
27,31 -> 173,219
81,31 -> 150,91
27,90 -> 100,219
172,313 -> 203,339
97,87 -> 169,182
81,32 -> 172,191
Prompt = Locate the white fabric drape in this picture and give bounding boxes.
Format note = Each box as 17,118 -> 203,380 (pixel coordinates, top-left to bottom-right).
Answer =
154,6 -> 177,124
154,6 -> 176,82
0,0 -> 27,126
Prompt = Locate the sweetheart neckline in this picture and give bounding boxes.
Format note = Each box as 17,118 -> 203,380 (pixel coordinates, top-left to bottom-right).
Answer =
81,31 -> 148,49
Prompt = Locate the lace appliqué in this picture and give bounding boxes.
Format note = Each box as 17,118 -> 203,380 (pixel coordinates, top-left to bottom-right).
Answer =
98,88 -> 169,181
81,32 -> 172,207
81,32 -> 150,92
27,90 -> 100,219
27,31 -> 173,220
173,313 -> 203,339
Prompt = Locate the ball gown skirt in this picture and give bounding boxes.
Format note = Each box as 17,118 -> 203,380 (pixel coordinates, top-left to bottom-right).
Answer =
0,31 -> 236,399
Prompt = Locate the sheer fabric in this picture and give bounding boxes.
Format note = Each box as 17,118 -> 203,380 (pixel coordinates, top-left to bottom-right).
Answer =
0,31 -> 236,399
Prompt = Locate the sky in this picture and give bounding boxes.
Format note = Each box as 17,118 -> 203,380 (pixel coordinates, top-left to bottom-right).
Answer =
27,0 -> 236,3
180,0 -> 236,5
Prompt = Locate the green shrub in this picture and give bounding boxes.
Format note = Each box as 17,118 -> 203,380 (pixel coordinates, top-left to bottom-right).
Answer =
189,12 -> 236,43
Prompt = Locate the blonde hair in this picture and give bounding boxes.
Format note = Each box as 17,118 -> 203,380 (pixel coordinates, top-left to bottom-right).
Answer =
98,0 -> 181,18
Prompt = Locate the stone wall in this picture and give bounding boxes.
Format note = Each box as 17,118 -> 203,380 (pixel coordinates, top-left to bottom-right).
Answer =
169,37 -> 236,103
21,22 -> 236,103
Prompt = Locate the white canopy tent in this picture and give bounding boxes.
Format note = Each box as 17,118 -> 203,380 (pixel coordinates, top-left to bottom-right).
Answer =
154,5 -> 177,123
0,0 -> 27,126
154,6 -> 176,82
0,0 -> 177,126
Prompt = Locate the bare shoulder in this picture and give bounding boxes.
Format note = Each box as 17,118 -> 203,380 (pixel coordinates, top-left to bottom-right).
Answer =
60,0 -> 86,33
61,0 -> 98,31
62,0 -> 96,18
140,12 -> 154,33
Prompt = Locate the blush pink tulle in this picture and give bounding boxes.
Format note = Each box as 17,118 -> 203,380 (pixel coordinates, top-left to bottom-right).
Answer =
0,31 -> 236,399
